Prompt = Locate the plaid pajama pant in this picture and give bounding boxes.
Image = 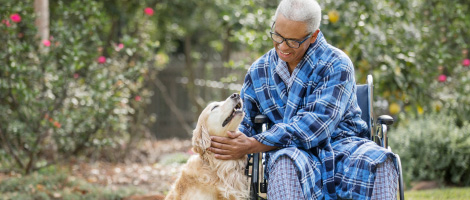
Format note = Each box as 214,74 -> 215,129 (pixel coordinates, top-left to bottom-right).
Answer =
268,155 -> 398,200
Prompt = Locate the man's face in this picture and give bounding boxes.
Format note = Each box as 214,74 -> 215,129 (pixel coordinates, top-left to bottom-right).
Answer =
273,14 -> 318,68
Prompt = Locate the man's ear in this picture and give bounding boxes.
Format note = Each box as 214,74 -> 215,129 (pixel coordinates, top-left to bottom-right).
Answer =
310,29 -> 320,44
192,124 -> 211,155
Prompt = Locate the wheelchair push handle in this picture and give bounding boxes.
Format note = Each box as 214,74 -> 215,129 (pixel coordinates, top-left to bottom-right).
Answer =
254,114 -> 269,124
377,115 -> 394,125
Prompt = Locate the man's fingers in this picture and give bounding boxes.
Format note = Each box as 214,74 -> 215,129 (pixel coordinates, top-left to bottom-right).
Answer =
210,135 -> 229,144
214,154 -> 232,160
208,147 -> 230,155
210,140 -> 230,150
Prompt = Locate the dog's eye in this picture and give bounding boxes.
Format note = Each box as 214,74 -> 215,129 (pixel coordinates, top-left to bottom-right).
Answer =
211,105 -> 219,111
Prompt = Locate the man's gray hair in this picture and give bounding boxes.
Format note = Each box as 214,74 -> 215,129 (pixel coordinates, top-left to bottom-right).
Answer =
274,0 -> 322,33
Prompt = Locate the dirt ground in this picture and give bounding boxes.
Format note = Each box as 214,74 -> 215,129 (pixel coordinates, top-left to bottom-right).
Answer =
0,139 -> 193,199
73,138 -> 193,196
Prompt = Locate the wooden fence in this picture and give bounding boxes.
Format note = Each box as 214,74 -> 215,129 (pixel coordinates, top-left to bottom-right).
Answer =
148,57 -> 248,139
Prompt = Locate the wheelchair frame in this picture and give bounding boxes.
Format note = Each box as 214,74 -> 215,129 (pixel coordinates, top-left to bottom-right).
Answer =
245,75 -> 405,200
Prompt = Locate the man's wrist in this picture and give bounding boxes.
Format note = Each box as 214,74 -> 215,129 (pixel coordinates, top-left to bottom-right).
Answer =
248,136 -> 276,153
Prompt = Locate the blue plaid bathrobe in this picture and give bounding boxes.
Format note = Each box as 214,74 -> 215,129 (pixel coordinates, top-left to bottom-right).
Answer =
238,32 -> 395,200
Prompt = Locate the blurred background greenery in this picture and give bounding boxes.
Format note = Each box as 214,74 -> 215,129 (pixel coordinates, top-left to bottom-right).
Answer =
1,0 -> 469,198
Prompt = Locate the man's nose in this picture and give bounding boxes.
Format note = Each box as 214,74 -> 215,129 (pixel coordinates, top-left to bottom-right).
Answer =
277,41 -> 290,50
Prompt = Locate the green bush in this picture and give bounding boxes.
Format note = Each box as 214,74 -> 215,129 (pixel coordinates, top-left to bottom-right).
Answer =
390,114 -> 470,186
0,0 -> 158,173
320,0 -> 470,120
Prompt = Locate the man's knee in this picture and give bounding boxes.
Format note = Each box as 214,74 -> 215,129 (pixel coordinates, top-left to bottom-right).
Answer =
268,155 -> 305,200
271,155 -> 297,172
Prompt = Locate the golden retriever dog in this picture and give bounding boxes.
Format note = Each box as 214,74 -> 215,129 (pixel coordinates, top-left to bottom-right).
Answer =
165,93 -> 249,200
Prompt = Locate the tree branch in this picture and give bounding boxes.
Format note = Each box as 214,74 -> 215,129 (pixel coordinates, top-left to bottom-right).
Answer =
0,129 -> 24,169
150,74 -> 193,135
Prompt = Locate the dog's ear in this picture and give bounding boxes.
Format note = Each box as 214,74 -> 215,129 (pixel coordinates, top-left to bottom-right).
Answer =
192,124 -> 211,155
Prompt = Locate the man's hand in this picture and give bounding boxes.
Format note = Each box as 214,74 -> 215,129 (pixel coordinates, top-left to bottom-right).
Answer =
209,131 -> 277,160
208,131 -> 253,160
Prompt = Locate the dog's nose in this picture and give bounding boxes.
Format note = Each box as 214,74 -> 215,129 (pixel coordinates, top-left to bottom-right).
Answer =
230,93 -> 240,99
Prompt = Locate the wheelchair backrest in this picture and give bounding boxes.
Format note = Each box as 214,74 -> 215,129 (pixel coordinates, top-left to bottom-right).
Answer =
355,75 -> 374,139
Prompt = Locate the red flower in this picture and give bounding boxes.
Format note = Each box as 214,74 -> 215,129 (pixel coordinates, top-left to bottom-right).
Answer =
53,121 -> 61,128
42,39 -> 51,47
462,59 -> 470,67
438,74 -> 447,82
1,19 -> 10,27
10,14 -> 21,23
73,73 -> 79,79
144,7 -> 154,16
97,56 -> 106,64
135,96 -> 141,101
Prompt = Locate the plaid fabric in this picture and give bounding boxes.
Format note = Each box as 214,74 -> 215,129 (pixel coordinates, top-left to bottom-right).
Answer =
274,59 -> 303,91
268,155 -> 306,200
239,31 -> 396,199
267,147 -> 323,199
371,158 -> 398,200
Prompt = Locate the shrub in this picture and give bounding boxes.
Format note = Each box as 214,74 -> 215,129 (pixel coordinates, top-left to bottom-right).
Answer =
0,0 -> 158,173
389,114 -> 470,186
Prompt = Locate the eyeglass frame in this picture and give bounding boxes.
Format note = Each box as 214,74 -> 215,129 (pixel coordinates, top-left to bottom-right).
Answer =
270,22 -> 313,49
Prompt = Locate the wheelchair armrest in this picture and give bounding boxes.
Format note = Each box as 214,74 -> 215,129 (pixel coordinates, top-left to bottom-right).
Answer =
377,115 -> 394,125
255,114 -> 269,124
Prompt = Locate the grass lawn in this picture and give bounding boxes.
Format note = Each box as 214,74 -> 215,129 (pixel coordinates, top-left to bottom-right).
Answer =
405,187 -> 470,200
0,167 -> 145,200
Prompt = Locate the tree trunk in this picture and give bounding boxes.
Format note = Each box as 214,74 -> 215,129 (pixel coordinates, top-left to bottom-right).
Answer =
221,27 -> 232,98
34,0 -> 49,52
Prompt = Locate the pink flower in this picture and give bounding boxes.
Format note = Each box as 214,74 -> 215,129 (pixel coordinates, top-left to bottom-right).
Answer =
134,96 -> 141,101
97,56 -> 106,64
10,14 -> 21,23
462,59 -> 470,67
42,39 -> 51,47
73,73 -> 79,79
144,7 -> 154,16
438,74 -> 447,82
1,19 -> 10,27
115,43 -> 124,51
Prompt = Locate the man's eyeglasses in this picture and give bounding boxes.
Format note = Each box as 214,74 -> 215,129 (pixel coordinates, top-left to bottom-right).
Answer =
270,22 -> 312,49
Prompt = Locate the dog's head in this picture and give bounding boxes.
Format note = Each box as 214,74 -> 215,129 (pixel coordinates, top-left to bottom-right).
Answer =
192,93 -> 244,155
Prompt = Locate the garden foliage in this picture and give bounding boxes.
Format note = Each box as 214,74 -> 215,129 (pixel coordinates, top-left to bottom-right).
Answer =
0,0 -> 159,173
1,0 -> 469,183
390,114 -> 470,186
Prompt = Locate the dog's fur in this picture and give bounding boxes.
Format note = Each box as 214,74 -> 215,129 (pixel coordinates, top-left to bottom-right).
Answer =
165,94 -> 249,200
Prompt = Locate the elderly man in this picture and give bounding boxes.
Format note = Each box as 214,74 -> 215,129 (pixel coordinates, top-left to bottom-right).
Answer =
209,0 -> 398,199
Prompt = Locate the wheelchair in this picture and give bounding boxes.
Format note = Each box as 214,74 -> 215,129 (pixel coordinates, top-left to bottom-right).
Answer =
245,75 -> 405,200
